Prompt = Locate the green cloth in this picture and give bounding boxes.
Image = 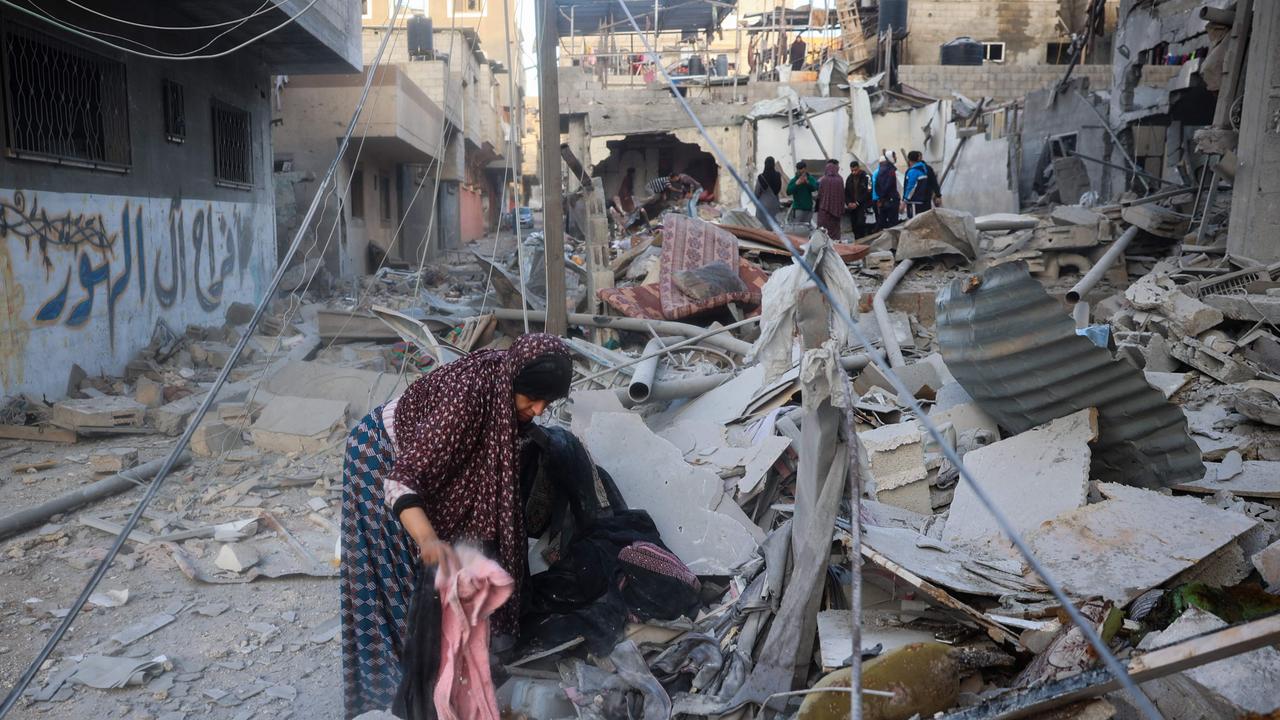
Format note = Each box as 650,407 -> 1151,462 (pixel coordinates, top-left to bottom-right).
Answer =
787,174 -> 819,211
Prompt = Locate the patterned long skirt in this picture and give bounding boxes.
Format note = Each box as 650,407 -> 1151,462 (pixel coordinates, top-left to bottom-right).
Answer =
341,407 -> 420,718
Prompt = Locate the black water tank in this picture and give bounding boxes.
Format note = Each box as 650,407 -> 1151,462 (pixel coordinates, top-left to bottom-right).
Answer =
941,36 -> 984,65
879,0 -> 908,34
687,54 -> 705,75
408,15 -> 433,58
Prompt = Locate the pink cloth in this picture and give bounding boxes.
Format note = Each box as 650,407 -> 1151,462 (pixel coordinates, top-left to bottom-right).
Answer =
433,547 -> 515,720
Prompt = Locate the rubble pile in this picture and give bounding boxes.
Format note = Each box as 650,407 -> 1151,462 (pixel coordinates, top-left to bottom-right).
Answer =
4,180 -> 1280,720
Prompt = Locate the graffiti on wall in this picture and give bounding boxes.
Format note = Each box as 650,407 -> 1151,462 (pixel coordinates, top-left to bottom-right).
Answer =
0,190 -> 266,388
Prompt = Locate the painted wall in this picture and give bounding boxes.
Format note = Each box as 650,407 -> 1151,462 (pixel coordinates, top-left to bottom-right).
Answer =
904,0 -> 1118,67
459,184 -> 486,242
0,190 -> 273,395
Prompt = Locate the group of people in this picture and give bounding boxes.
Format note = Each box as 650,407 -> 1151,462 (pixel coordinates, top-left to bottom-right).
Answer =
753,150 -> 943,240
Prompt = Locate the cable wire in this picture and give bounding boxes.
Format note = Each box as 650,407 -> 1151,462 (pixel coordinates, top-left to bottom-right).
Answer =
0,2 -> 408,714
61,0 -> 280,30
610,2 -> 1164,717
0,0 -> 323,62
26,0 -> 274,58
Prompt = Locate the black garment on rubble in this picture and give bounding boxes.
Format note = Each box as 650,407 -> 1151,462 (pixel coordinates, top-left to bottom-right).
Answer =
521,510 -> 702,654
392,566 -> 440,720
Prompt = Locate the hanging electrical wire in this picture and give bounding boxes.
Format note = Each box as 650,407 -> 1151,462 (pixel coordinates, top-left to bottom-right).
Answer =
610,2 -> 1165,718
25,0 -> 274,57
0,2 -> 410,716
0,0 -> 323,61
61,0 -> 279,31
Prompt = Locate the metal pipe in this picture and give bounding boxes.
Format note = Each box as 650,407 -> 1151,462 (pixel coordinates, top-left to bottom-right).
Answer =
613,353 -> 871,405
1067,225 -> 1139,304
0,454 -> 191,542
629,336 -> 681,402
874,259 -> 914,367
488,308 -> 755,356
1073,300 -> 1091,329
574,317 -> 760,386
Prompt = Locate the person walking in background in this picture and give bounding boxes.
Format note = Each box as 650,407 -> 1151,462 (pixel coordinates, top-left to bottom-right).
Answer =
845,160 -> 872,239
786,161 -> 819,226
871,151 -> 903,230
754,156 -> 783,225
789,32 -> 807,71
904,150 -> 942,218
816,159 -> 846,240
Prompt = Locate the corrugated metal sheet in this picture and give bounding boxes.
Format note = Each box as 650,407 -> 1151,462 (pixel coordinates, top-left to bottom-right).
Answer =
936,262 -> 1202,489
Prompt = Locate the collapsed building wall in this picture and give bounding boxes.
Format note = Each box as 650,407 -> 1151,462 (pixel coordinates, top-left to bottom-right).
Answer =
1227,1 -> 1280,263
1019,78 -> 1112,204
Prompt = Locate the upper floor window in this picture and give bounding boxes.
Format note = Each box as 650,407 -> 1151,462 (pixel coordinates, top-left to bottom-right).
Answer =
1,20 -> 130,170
983,42 -> 1005,63
162,79 -> 186,143
449,0 -> 486,16
211,99 -> 253,188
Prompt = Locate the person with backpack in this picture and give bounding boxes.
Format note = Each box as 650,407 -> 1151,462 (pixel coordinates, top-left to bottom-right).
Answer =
904,150 -> 943,218
870,151 -> 903,230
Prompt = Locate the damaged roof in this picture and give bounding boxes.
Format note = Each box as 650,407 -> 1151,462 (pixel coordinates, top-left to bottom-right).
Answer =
935,262 -> 1204,490
553,0 -> 733,36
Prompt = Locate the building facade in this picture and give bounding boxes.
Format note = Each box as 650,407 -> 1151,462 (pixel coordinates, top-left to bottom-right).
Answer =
0,0 -> 359,399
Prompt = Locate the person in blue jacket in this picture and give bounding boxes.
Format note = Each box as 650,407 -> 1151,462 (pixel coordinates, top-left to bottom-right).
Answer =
870,151 -> 903,230
904,150 -> 942,218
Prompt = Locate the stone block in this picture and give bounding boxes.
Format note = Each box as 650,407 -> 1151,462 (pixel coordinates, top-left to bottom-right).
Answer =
134,377 -> 165,409
50,396 -> 146,431
859,421 -> 927,497
191,420 -> 245,457
89,447 -> 139,474
148,394 -> 204,436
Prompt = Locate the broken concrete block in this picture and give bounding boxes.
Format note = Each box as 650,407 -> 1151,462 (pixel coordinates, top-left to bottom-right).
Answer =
134,377 -> 165,409
1026,483 -> 1258,604
88,448 -> 139,474
944,409 -> 1096,556
1029,225 -> 1099,251
214,543 -> 260,573
1144,371 -> 1192,399
859,421 -> 930,513
225,301 -> 255,326
1122,204 -> 1190,239
1169,338 -> 1257,384
866,250 -> 896,274
1252,539 -> 1280,589
50,396 -> 146,431
190,420 -> 244,457
1050,205 -> 1105,228
147,394 -> 204,436
1138,607 -> 1280,718
1125,273 -> 1224,337
581,412 -> 760,575
217,400 -> 263,424
249,396 -> 349,454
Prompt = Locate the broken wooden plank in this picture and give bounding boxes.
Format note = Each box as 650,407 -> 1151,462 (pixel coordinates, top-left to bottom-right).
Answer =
0,424 -> 78,444
942,614 -> 1280,719
12,459 -> 58,473
860,540 -> 1022,647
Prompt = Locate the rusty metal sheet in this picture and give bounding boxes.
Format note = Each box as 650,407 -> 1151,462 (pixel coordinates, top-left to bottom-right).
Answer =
935,262 -> 1201,489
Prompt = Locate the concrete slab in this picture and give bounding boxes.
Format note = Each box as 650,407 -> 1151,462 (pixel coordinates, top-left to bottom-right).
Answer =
1138,607 -> 1280,717
191,420 -> 245,458
861,525 -> 1044,598
661,364 -> 767,429
943,409 -> 1097,556
1144,371 -> 1192,399
261,361 -> 409,418
1050,205 -> 1105,227
249,396 -> 349,454
51,396 -> 146,430
581,411 -> 761,575
1252,539 -> 1280,589
656,421 -> 792,500
1175,461 -> 1280,498
147,394 -> 204,436
1026,483 -> 1258,604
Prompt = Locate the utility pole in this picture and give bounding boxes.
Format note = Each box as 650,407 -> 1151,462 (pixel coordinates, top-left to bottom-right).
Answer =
537,0 -> 568,335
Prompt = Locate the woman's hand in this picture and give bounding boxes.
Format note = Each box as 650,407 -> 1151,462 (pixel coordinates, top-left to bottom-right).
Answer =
418,537 -> 459,576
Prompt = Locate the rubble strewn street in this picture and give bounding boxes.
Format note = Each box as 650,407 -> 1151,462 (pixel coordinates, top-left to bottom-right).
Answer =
4,1 -> 1280,719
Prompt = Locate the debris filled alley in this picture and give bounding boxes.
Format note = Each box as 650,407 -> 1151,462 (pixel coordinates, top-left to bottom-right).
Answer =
3,1 -> 1280,719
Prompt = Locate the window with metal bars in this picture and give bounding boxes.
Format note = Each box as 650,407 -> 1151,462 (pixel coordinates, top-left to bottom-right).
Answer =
211,99 -> 252,188
1,20 -> 130,169
162,79 -> 185,143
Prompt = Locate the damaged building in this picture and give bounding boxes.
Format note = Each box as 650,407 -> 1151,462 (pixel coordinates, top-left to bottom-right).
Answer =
3,1 -> 1280,720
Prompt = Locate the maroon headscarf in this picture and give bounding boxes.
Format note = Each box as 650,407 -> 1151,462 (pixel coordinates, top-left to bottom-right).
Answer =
818,161 -> 846,216
388,332 -> 572,632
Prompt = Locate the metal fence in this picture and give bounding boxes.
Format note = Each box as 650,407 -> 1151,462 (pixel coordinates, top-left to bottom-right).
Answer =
1,20 -> 131,169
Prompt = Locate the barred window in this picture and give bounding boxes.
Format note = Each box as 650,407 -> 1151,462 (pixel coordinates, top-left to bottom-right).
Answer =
211,99 -> 252,187
162,79 -> 185,143
1,20 -> 130,169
